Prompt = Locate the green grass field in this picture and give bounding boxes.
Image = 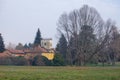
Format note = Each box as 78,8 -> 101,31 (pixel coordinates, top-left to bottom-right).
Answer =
0,66 -> 120,80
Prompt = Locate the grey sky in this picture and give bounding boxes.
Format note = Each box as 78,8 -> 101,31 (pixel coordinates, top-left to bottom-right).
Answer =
0,0 -> 120,47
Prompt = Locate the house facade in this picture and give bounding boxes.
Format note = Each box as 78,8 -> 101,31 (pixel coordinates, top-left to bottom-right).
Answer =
41,38 -> 52,49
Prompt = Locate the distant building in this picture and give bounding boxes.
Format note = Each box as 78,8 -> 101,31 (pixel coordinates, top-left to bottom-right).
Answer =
0,46 -> 55,60
8,49 -> 25,57
41,38 -> 52,49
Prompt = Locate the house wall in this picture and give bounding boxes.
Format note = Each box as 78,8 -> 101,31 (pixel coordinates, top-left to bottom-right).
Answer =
41,53 -> 54,60
41,39 -> 52,49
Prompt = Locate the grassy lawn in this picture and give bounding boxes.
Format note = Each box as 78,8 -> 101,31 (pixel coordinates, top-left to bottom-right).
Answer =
0,66 -> 120,80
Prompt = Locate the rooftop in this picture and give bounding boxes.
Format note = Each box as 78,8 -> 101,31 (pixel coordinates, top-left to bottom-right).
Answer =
42,38 -> 52,40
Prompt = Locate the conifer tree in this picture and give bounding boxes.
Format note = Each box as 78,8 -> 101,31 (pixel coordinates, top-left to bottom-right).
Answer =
0,33 -> 5,53
34,28 -> 42,46
24,43 -> 29,49
15,43 -> 24,50
58,34 -> 67,60
78,25 -> 96,64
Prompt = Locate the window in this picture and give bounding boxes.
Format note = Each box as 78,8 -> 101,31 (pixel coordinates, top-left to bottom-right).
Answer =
44,43 -> 46,46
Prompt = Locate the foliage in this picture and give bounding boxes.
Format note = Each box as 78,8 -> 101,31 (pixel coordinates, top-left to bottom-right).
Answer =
34,28 -> 42,46
6,42 -> 16,49
0,34 -> 5,53
0,57 -> 12,65
55,43 -> 59,52
24,43 -> 29,49
77,25 -> 96,65
57,5 -> 116,66
52,53 -> 65,66
11,56 -> 29,66
0,57 -> 29,66
32,55 -> 45,66
15,43 -> 24,50
42,56 -> 53,66
41,53 -> 65,66
28,43 -> 34,49
0,54 -> 65,66
57,34 -> 67,61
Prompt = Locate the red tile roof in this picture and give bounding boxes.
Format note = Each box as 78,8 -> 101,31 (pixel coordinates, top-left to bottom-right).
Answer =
8,49 -> 24,54
7,46 -> 48,54
0,51 -> 12,57
0,46 -> 48,58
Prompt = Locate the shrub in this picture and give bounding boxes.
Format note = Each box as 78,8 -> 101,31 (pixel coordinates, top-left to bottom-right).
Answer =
32,55 -> 45,66
42,56 -> 53,66
10,56 -> 29,66
0,57 -> 12,65
52,53 -> 65,66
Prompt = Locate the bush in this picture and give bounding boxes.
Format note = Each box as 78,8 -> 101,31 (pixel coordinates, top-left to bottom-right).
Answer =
42,56 -> 53,66
0,54 -> 65,66
52,53 -> 65,66
11,56 -> 29,66
0,56 -> 29,66
0,57 -> 12,65
41,53 -> 65,66
32,55 -> 45,66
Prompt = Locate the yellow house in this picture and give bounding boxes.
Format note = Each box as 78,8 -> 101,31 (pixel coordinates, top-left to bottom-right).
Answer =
41,53 -> 54,60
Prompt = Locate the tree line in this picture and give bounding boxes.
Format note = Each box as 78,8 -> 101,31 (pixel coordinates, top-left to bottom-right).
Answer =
56,5 -> 120,66
0,54 -> 65,66
0,5 -> 120,66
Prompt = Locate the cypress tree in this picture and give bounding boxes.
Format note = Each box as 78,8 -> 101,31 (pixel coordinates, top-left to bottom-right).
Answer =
34,28 -> 42,46
24,43 -> 29,49
0,33 -> 5,53
59,34 -> 67,60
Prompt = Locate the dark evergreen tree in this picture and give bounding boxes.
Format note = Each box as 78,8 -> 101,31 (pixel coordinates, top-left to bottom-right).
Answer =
58,34 -> 67,61
79,25 -> 95,46
32,55 -> 45,66
15,43 -> 24,50
24,43 -> 29,49
68,36 -> 77,65
78,25 -> 96,65
55,43 -> 60,52
34,28 -> 42,46
28,43 -> 33,49
52,53 -> 65,66
0,33 -> 5,53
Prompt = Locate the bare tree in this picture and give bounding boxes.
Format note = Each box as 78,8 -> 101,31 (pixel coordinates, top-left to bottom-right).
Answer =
106,25 -> 120,65
84,19 -> 115,65
57,5 -> 115,66
6,42 -> 16,50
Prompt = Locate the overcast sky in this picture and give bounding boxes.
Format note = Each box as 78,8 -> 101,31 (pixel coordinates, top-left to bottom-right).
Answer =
0,0 -> 120,47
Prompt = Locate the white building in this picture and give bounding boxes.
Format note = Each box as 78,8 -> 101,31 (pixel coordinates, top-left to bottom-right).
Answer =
41,38 -> 52,49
